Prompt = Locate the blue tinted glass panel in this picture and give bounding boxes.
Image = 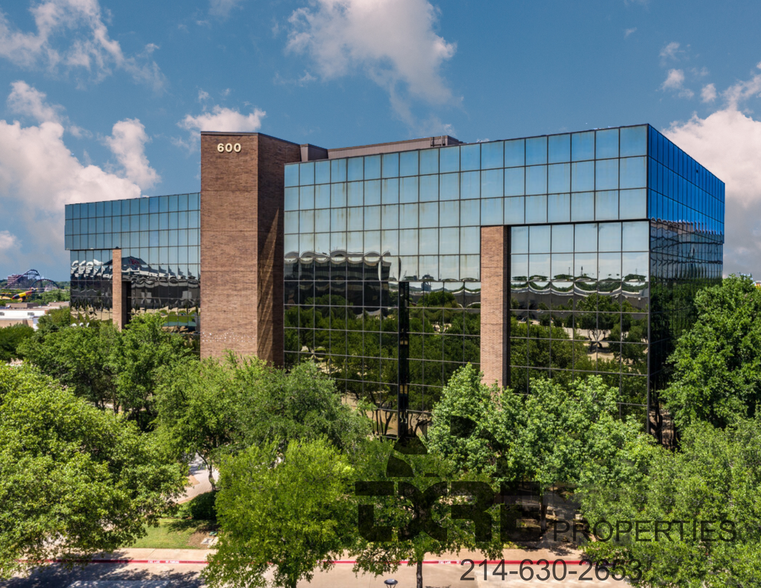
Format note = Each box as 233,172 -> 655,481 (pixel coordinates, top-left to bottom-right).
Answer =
572,192 -> 594,221
505,168 -> 525,196
400,177 -> 418,203
382,153 -> 399,178
481,169 -> 503,198
596,129 -> 619,159
526,166 -> 547,195
365,180 -> 381,205
504,197 -> 524,224
548,163 -> 570,193
512,226 -> 528,254
481,198 -> 503,226
620,157 -> 646,189
548,134 -> 570,163
572,161 -> 595,191
529,225 -> 550,253
382,179 -> 399,204
420,175 -> 439,201
420,149 -> 439,174
525,196 -> 547,224
315,185 -> 330,209
526,137 -> 547,165
300,186 -> 315,209
315,161 -> 330,184
461,200 -> 480,225
331,159 -> 347,182
620,189 -> 647,219
596,159 -> 619,190
440,201 -> 459,227
348,157 -> 363,181
440,146 -> 460,172
460,171 -> 480,199
548,193 -> 571,223
572,132 -> 594,161
622,221 -> 648,251
595,190 -> 618,221
300,162 -> 315,185
505,139 -> 525,167
621,126 -> 647,157
481,141 -> 504,169
400,151 -> 418,176
331,183 -> 346,208
348,182 -> 362,206
440,173 -> 459,200
365,155 -> 381,179
460,144 -> 480,171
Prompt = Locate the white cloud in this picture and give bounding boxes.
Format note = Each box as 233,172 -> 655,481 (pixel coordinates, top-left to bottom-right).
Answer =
0,115 -> 142,274
665,67 -> 761,277
198,89 -> 209,102
624,27 -> 637,38
7,80 -> 63,124
660,41 -> 682,62
662,68 -> 694,98
104,119 -> 159,190
701,83 -> 717,103
286,0 -> 457,124
0,0 -> 164,90
209,0 -> 244,19
0,230 -> 19,252
179,105 -> 266,133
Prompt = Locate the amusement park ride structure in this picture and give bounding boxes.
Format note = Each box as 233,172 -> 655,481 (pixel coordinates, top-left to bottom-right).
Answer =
2,269 -> 61,300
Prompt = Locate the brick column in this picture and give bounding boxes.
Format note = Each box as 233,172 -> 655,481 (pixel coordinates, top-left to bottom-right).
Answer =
112,248 -> 129,330
200,133 -> 301,363
480,226 -> 509,387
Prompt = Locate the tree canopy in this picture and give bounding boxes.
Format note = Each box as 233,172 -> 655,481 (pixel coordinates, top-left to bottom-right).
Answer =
0,365 -> 186,579
662,275 -> 761,429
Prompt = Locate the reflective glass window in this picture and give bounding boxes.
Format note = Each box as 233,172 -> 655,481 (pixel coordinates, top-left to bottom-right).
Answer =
440,146 -> 460,172
440,201 -> 459,227
331,183 -> 347,208
420,202 -> 438,227
300,162 -> 315,185
440,228 -> 460,255
598,222 -> 622,252
300,210 -> 314,233
548,193 -> 571,223
419,228 -> 438,254
572,161 -> 595,192
548,163 -> 570,193
348,157 -> 363,181
525,195 -> 547,224
481,198 -> 503,226
549,134 -> 571,163
461,144 -> 480,171
300,186 -> 315,209
365,180 -> 381,205
382,153 -> 399,178
461,171 -> 480,199
440,173 -> 459,200
599,253 -> 621,281
530,225 -> 551,253
316,185 -> 330,209
420,175 -> 439,201
461,226 -> 480,254
347,181 -> 362,206
575,252 -> 597,281
622,251 -> 648,280
622,221 -> 648,251
552,253 -> 574,280
596,159 -> 619,190
505,167 -> 525,196
315,208 -> 330,231
481,141 -> 504,169
504,139 -> 525,167
620,189 -> 647,219
419,149 -> 439,174
382,230 -> 399,256
461,199 -> 480,225
400,229 -> 419,256
331,208 -> 347,232
620,126 -> 648,157
596,129 -> 619,159
504,196 -> 524,225
315,161 -> 330,184
575,223 -> 597,252
399,204 -> 418,229
526,166 -> 547,195
348,207 -> 363,230
596,190 -> 618,221
620,157 -> 646,189
400,151 -> 418,177
572,131 -> 594,161
551,225 -> 574,252
365,206 -> 381,231
331,159 -> 347,182
382,179 -> 399,204
400,177 -> 418,203
366,230 -> 381,252
381,205 -> 399,230
365,155 -> 381,179
512,226 -> 529,254
481,169 -> 503,198
526,136 -> 547,165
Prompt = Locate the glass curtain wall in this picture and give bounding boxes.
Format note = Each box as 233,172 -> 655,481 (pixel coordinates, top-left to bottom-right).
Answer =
64,193 -> 201,330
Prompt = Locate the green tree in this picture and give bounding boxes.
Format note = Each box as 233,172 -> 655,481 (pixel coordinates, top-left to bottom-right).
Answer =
579,418 -> 761,587
0,365 -> 186,579
204,438 -> 355,588
427,365 -> 643,490
0,324 -> 34,361
662,275 -> 761,429
35,307 -> 74,333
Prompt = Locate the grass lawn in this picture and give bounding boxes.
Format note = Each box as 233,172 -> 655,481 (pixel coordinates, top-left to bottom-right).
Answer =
129,518 -> 218,549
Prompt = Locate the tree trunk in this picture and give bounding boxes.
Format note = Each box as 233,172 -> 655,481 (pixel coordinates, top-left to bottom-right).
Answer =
416,559 -> 423,588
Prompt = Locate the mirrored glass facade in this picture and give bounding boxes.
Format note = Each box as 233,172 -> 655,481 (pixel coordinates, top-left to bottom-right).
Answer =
64,193 -> 201,330
284,125 -> 724,432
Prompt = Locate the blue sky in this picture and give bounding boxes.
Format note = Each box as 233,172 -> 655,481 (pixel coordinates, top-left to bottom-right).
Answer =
0,0 -> 760,280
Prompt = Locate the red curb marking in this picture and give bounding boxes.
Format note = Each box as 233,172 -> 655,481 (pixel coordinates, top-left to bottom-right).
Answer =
27,558 -> 586,566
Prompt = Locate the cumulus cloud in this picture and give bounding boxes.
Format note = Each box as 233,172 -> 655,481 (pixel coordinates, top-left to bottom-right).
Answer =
286,0 -> 457,125
665,65 -> 761,277
209,0 -> 244,19
701,83 -> 717,103
104,119 -> 159,190
660,41 -> 682,62
624,27 -> 637,38
0,82 -> 144,275
662,68 -> 694,98
7,80 -> 64,124
179,105 -> 265,133
0,0 -> 165,90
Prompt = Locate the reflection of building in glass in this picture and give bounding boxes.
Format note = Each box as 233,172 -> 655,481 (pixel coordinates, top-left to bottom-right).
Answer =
64,126 -> 724,437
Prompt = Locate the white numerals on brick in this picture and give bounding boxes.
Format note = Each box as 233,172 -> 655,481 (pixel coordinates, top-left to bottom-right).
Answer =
217,143 -> 242,153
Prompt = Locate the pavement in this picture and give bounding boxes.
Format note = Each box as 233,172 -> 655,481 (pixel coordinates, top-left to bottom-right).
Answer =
1,548 -> 630,587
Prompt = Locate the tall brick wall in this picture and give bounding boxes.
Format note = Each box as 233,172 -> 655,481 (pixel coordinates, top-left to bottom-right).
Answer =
480,226 -> 509,387
112,248 -> 126,330
200,133 -> 300,363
